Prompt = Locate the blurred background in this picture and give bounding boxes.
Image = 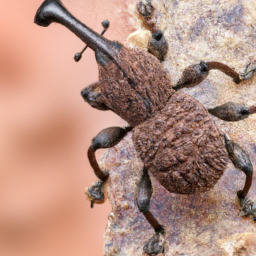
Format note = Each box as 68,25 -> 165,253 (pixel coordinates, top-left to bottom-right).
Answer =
0,1 -> 136,255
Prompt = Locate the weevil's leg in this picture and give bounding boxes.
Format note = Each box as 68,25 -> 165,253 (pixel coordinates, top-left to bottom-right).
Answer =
224,135 -> 253,199
252,209 -> 256,221
238,197 -> 256,221
208,102 -> 256,122
85,126 -> 133,207
81,81 -> 109,111
173,61 -> 256,90
85,180 -> 105,208
224,135 -> 256,221
207,61 -> 256,84
137,0 -> 168,61
137,168 -> 165,255
148,30 -> 168,62
137,0 -> 156,32
173,61 -> 209,90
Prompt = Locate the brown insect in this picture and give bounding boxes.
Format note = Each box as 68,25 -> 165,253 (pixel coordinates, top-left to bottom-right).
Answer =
34,0 -> 256,255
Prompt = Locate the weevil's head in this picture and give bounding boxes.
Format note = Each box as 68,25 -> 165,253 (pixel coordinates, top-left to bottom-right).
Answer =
34,0 -> 174,127
34,0 -> 122,67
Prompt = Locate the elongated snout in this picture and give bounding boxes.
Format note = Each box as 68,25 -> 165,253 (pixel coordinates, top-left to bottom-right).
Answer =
34,0 -> 121,59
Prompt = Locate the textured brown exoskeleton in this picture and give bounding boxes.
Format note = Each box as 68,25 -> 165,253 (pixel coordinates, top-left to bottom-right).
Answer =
34,0 -> 256,255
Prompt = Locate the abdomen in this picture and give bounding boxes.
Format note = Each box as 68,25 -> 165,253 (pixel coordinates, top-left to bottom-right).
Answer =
132,92 -> 228,194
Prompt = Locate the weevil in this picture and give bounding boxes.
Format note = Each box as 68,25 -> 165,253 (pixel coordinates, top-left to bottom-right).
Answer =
34,0 -> 256,254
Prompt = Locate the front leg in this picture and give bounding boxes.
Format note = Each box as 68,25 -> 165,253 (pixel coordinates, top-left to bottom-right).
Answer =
147,30 -> 168,62
85,126 -> 133,207
137,0 -> 168,61
81,81 -> 109,111
174,61 -> 256,90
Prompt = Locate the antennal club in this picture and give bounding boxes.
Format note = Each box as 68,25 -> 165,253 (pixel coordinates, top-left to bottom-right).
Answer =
74,20 -> 110,62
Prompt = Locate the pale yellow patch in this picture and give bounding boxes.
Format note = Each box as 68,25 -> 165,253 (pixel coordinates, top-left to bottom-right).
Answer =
125,30 -> 152,50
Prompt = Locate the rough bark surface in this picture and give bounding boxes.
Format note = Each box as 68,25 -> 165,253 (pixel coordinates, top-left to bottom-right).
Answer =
94,0 -> 256,255
101,134 -> 256,256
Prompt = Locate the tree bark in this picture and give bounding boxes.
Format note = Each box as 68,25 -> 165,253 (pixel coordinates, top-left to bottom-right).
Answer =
91,0 -> 256,255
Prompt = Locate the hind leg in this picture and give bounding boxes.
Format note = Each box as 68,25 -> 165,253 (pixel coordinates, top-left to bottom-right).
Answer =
224,134 -> 256,221
137,167 -> 165,255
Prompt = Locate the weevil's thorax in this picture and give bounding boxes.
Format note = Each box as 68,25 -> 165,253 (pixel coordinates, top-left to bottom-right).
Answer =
97,47 -> 175,127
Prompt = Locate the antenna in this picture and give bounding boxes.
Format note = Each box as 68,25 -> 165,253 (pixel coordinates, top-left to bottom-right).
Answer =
74,20 -> 110,62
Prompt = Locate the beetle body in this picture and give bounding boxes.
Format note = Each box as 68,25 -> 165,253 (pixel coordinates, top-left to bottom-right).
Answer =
133,91 -> 228,194
98,46 -> 228,194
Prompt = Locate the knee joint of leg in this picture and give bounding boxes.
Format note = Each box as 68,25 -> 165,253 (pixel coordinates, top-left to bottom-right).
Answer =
138,199 -> 150,213
92,127 -> 127,150
242,165 -> 253,175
